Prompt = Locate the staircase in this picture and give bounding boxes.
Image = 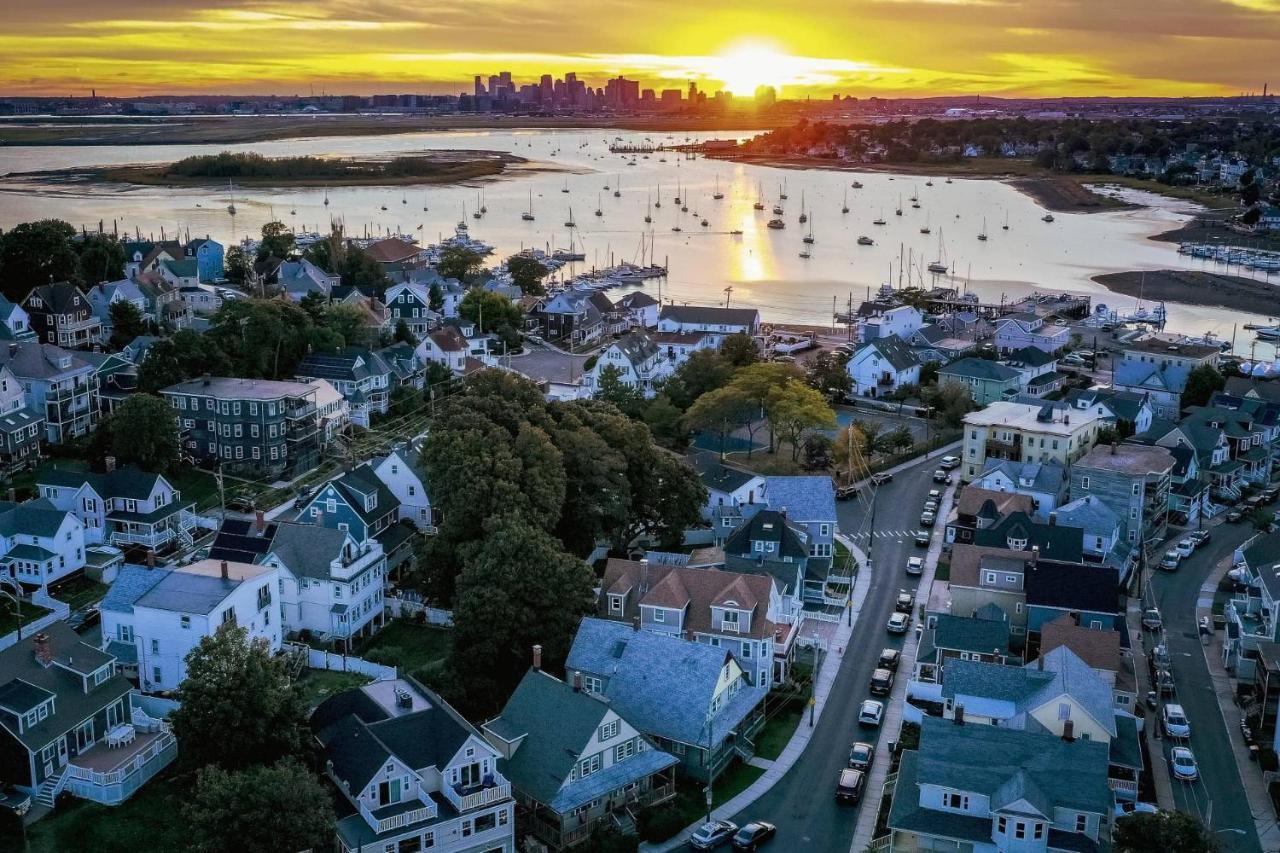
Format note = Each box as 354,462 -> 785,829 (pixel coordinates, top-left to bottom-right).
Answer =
35,768 -> 68,807
611,806 -> 638,836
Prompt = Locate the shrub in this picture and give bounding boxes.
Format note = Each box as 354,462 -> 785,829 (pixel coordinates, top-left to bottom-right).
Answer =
637,806 -> 687,843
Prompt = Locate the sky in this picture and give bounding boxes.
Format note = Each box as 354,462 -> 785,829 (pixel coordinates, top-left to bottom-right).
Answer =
1,0 -> 1277,99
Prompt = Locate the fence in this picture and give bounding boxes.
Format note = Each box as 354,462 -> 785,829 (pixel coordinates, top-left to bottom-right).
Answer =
0,608 -> 66,652
386,594 -> 454,627
287,642 -> 397,680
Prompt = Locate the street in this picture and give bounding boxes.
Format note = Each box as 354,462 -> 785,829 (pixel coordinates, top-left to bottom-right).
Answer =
1147,523 -> 1262,853
725,454 -> 940,851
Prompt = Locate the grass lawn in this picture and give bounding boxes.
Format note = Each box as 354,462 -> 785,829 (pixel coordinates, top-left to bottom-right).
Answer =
354,618 -> 452,677
50,576 -> 109,610
754,698 -> 805,761
662,762 -> 767,835
24,769 -> 189,853
297,669 -> 373,709
166,466 -> 220,511
0,601 -> 52,638
8,458 -> 90,501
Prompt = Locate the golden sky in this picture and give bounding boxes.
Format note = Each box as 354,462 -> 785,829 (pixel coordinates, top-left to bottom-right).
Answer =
1,0 -> 1276,98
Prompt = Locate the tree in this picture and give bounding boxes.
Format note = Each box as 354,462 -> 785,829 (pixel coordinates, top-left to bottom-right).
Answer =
208,298 -> 318,379
386,384 -> 419,419
802,434 -> 833,471
664,350 -> 734,411
0,219 -> 79,299
428,282 -> 444,312
321,302 -> 372,349
726,362 -> 798,455
683,385 -> 754,458
919,360 -> 940,387
720,333 -> 759,367
1183,364 -> 1225,409
255,220 -> 295,261
437,244 -> 483,281
879,425 -> 915,454
105,393 -> 180,471
1112,811 -> 1217,853
805,351 -> 852,401
185,759 -> 334,853
336,244 -> 389,292
137,329 -> 233,392
643,393 -> 685,447
107,299 -> 148,349
459,289 -> 522,335
924,380 -> 975,428
506,254 -> 548,295
766,380 -> 837,461
75,233 -> 126,285
170,626 -> 307,772
223,245 -> 251,286
393,317 -> 416,345
450,515 -> 596,714
594,364 -> 647,420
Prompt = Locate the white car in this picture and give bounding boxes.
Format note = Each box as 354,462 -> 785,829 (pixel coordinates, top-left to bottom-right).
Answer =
1175,538 -> 1195,558
1171,746 -> 1199,782
906,557 -> 924,576
1161,703 -> 1191,739
1114,802 -> 1159,819
939,455 -> 960,470
887,612 -> 910,634
858,699 -> 884,728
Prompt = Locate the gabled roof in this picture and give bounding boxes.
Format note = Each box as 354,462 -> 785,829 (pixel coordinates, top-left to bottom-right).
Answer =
1025,559 -> 1120,615
947,544 -> 1034,588
1028,646 -> 1117,737
616,291 -> 658,309
610,331 -> 659,367
268,522 -> 353,581
0,342 -> 93,381
24,282 -> 89,314
1054,495 -> 1119,536
295,347 -> 393,384
37,466 -> 169,501
939,357 -> 1020,383
690,453 -> 762,495
724,509 -> 808,560
929,611 -> 1011,657
598,559 -> 776,640
1005,346 -> 1056,368
323,463 -> 399,525
363,237 -> 422,264
977,459 -> 1066,495
854,334 -> 920,372
763,475 -> 836,522
973,512 -> 1084,563
658,305 -> 759,327
955,487 -> 1032,521
100,563 -> 172,614
1039,614 -> 1121,673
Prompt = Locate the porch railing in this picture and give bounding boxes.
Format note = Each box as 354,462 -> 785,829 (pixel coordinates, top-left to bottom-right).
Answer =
441,779 -> 511,813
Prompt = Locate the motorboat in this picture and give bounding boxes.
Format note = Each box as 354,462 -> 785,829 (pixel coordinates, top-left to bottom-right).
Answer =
767,219 -> 785,229
857,236 -> 874,246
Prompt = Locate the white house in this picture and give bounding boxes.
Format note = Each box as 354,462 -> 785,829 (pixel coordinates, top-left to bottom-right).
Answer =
582,331 -> 675,398
37,465 -> 197,552
993,313 -> 1069,354
973,459 -> 1067,521
615,291 -> 660,328
0,502 -> 87,591
372,444 -> 434,531
861,305 -> 923,343
418,327 -> 469,374
846,335 -> 921,398
656,305 -> 760,345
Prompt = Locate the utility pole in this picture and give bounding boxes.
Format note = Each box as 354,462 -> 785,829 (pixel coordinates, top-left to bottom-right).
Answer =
723,286 -> 733,309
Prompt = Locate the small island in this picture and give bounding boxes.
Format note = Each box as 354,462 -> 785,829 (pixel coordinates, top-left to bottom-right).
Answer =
1093,270 -> 1280,317
8,149 -> 527,187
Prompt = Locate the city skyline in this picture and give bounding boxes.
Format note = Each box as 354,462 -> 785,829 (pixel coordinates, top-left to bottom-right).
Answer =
1,0 -> 1278,99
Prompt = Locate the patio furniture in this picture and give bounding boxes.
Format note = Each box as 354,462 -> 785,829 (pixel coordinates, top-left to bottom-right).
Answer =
106,724 -> 136,749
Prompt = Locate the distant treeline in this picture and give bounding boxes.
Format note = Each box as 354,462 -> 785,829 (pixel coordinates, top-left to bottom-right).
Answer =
163,151 -> 470,179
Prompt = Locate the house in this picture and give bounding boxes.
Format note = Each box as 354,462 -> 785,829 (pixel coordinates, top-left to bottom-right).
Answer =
565,617 -> 767,782
597,557 -> 795,687
1054,495 -> 1130,575
80,350 -> 138,415
306,378 -> 351,442
972,511 -> 1085,565
372,443 -> 435,531
943,545 -> 1035,637
157,259 -> 200,290
0,342 -> 100,444
482,667 -> 677,850
1001,346 -> 1063,398
1226,532 -> 1280,667
846,335 -> 921,398
1069,442 -> 1174,549
761,476 -> 837,561
915,605 -> 1013,683
0,623 -> 176,808
992,312 -> 1069,354
907,324 -> 972,364
938,357 -> 1024,406
886,716 -> 1113,853
178,285 -> 221,315
1040,613 -> 1137,712
973,460 -> 1066,521
363,236 -> 428,270
120,336 -> 160,365
615,291 -> 660,328
294,347 -> 394,428
0,501 -> 88,591
1061,387 -> 1153,437
298,464 -> 415,574
944,487 -> 1034,547
183,237 -> 224,283
86,279 -> 150,327
419,327 -> 469,374
721,509 -> 818,608
690,454 -> 764,524
860,304 -> 923,343
539,289 -> 612,346
276,258 -> 339,301
960,400 -> 1106,481
100,558 -> 282,693
159,376 -> 322,478
1025,559 -> 1123,638
656,305 -> 760,345
22,283 -> 103,351
0,406 -> 43,475
209,517 -> 386,645
582,331 -> 673,398
385,281 -> 437,338
37,464 -> 197,554
311,677 -> 515,853
0,296 -> 35,342
1112,336 -> 1220,419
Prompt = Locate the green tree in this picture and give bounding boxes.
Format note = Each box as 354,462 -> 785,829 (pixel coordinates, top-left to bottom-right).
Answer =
255,220 -> 295,261
594,364 -> 646,419
170,626 -> 308,772
428,282 -> 444,312
321,302 -> 372,349
75,233 -> 126,285
802,434 -> 833,471
223,245 -> 251,286
643,393 -> 685,447
1112,811 -> 1217,853
337,244 -> 389,292
663,350 -> 734,411
108,299 -> 148,350
879,425 -> 915,454
386,384 -> 420,419
506,254 -> 548,295
1183,364 -> 1225,409
720,333 -> 759,367
450,515 -> 596,714
683,385 -> 754,459
767,379 -> 837,461
208,298 -> 318,379
919,360 -> 940,387
727,362 -> 799,455
437,244 -> 483,281
459,289 -> 522,334
0,219 -> 79,299
924,380 -> 975,428
105,393 -> 180,472
137,329 -> 233,392
805,351 -> 852,401
393,318 -> 416,345
185,759 -> 334,853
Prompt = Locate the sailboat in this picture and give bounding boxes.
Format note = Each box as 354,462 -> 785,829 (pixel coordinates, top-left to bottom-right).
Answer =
1002,210 -> 1010,231
479,193 -> 487,214
799,192 -> 808,224
644,197 -> 652,224
595,194 -> 603,217
873,209 -> 887,226
753,182 -> 766,211
402,194 -> 407,205
1042,213 -> 1055,223
713,175 -> 724,200
895,195 -> 903,216
927,231 -> 948,273
803,217 -> 815,245
323,188 -> 330,207
226,180 -> 237,216
674,181 -> 682,206
654,182 -> 662,209
561,179 -> 570,194
779,180 -> 788,201
614,176 -> 622,198
920,215 -> 932,236
458,204 -> 470,231
978,218 -> 988,241
842,189 -> 849,215
851,180 -> 864,189
522,190 -> 536,221
564,207 -> 576,228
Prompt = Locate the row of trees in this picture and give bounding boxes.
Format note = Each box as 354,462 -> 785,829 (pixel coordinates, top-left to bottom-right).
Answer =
0,219 -> 126,300
411,371 -> 706,715
164,151 -> 475,181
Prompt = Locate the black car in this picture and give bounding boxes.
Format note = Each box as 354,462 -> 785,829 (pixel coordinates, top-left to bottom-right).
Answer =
932,471 -> 953,485
870,472 -> 893,486
848,741 -> 874,771
895,590 -> 915,613
226,493 -> 256,513
914,531 -> 931,547
835,484 -> 859,501
732,821 -> 777,851
878,648 -> 901,671
835,768 -> 865,804
869,667 -> 895,696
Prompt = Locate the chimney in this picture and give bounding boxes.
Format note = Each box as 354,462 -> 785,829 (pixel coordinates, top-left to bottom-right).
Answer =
202,373 -> 211,387
255,509 -> 265,532
7,343 -> 15,357
6,488 -> 13,503
1048,512 -> 1057,527
104,455 -> 116,473
639,557 -> 649,595
1062,719 -> 1075,741
572,671 -> 582,693
632,616 -> 640,632
1111,441 -> 1118,455
220,560 -> 229,580
532,644 -> 542,671
1038,653 -> 1045,671
146,550 -> 155,569
1030,545 -> 1039,568
780,506 -> 788,519
33,633 -> 52,667
954,704 -> 965,726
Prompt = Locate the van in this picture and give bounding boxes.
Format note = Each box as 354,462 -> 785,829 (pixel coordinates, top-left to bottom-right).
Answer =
835,769 -> 865,804
869,668 -> 895,696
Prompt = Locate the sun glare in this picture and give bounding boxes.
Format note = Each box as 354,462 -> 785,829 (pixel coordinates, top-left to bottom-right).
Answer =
711,44 -> 790,96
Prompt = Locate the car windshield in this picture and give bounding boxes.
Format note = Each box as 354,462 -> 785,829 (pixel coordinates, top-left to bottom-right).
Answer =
693,824 -> 719,840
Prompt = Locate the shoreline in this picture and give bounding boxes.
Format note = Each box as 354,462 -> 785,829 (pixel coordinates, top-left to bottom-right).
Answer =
1092,270 -> 1280,318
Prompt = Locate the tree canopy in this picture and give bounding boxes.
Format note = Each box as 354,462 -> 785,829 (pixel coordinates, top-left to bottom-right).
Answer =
1112,811 -> 1217,853
0,220 -> 130,299
108,299 -> 148,350
506,254 -> 548,295
1183,363 -> 1225,409
436,244 -> 483,280
103,393 -> 180,472
185,758 -> 334,853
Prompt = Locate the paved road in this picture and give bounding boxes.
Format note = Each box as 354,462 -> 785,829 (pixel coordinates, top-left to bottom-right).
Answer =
724,454 -> 940,851
1147,524 -> 1262,853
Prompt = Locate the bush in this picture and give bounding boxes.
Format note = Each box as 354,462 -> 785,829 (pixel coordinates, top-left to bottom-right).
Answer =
584,355 -> 599,372
1260,747 -> 1279,773
363,645 -> 405,666
637,806 -> 687,843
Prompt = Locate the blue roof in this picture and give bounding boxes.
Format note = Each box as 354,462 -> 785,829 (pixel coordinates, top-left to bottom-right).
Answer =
566,618 -> 766,747
763,476 -> 836,523
1030,646 -> 1117,737
550,747 -> 676,813
100,563 -> 170,614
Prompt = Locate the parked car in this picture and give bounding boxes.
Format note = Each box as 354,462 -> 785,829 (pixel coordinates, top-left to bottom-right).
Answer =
835,768 -> 866,804
927,489 -> 942,501
292,486 -> 318,509
932,470 -> 952,484
1170,746 -> 1199,782
1175,538 -> 1195,558
226,493 -> 256,513
906,556 -> 924,576
914,531 -> 931,547
1159,550 -> 1181,571
690,820 -> 739,850
0,784 -> 30,817
731,821 -> 777,851
939,455 -> 961,470
870,472 -> 893,486
923,499 -> 939,513
1114,802 -> 1160,819
1226,508 -> 1245,523
869,667 -> 895,696
848,741 -> 874,771
1263,487 -> 1280,503
887,612 -> 910,634
858,699 -> 885,728
895,590 -> 915,613
878,648 -> 901,671
1188,530 -> 1211,549
919,510 -> 936,527
1061,354 -> 1087,367
1155,669 -> 1176,697
835,484 -> 859,501
1151,644 -> 1171,669
1162,703 -> 1191,739
1142,608 -> 1163,631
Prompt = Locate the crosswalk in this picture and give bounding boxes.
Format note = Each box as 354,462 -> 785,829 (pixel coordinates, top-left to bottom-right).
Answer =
848,529 -> 926,540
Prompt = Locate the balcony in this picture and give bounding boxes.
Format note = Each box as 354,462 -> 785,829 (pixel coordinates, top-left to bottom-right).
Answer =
359,796 -> 436,835
285,401 -> 317,420
63,729 -> 177,806
441,777 -> 511,813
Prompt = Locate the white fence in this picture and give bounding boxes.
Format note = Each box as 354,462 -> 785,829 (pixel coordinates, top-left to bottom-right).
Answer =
288,643 -> 397,680
386,595 -> 453,627
0,609 -> 66,652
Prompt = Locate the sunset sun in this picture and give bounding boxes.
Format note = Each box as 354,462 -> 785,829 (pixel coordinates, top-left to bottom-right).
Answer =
709,43 -> 790,96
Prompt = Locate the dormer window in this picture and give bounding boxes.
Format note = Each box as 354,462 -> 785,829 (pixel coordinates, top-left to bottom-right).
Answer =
609,595 -> 623,613
653,609 -> 665,623
1007,537 -> 1028,550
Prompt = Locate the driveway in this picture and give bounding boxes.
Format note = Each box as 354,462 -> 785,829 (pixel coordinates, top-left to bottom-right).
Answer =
505,342 -> 591,385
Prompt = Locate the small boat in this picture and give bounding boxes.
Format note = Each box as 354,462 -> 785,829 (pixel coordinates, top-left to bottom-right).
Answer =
655,182 -> 662,209
380,205 -> 388,211
779,180 -> 788,201
522,190 -> 536,221
767,219 -> 785,230
700,218 -> 709,227
402,195 -> 407,205
561,179 -> 570,193
799,192 -> 807,224
920,224 -> 931,235
672,225 -> 682,232
873,210 -> 887,226
456,220 -> 469,232
911,200 -> 921,209
1255,327 -> 1280,341
595,193 -> 603,217
226,180 -> 237,215
978,218 -> 988,241
644,197 -> 652,224
842,189 -> 849,214
945,178 -> 953,184
851,181 -> 864,189
564,207 -> 576,228
614,176 -> 622,198
1042,214 -> 1055,223
754,200 -> 765,211
1002,211 -> 1010,231
473,210 -> 482,220
799,249 -> 811,259
290,209 -> 296,215
857,236 -> 874,246
713,175 -> 724,200
323,189 -> 330,207
895,195 -> 903,216
927,230 -> 947,271
681,203 -> 688,213
925,180 -> 933,187
729,229 -> 743,236
773,205 -> 784,215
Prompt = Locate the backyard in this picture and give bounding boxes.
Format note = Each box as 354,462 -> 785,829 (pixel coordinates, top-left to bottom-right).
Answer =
354,618 -> 452,680
0,600 -> 52,638
296,669 -> 373,709
51,575 -> 109,611
22,769 -> 190,853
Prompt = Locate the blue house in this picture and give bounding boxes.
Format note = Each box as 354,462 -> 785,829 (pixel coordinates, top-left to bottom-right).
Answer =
299,464 -> 415,573
1025,559 -> 1124,637
184,238 -> 224,283
761,476 -> 837,560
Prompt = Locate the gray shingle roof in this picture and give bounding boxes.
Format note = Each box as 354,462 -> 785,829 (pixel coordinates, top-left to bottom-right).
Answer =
659,305 -> 759,328
267,522 -> 350,580
1054,495 -> 1119,536
978,459 -> 1066,495
100,563 -> 172,614
38,466 -> 167,501
940,357 -> 1021,383
763,475 -> 836,522
930,612 -> 1011,657
856,334 -> 920,372
1032,646 -> 1117,737
724,510 -> 809,560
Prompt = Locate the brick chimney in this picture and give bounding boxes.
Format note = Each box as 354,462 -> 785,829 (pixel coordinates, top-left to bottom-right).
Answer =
1038,653 -> 1045,671
255,509 -> 266,532
1030,545 -> 1039,568
1063,719 -> 1075,741
220,560 -> 229,580
532,644 -> 542,670
104,456 -> 116,473
33,633 -> 52,667
572,671 -> 582,693
954,703 -> 965,726
1048,512 -> 1057,527
632,616 -> 641,631
146,550 -> 155,569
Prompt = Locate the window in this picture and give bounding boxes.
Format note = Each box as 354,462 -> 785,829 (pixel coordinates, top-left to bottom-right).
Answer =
152,665 -> 162,684
615,739 -> 636,761
1058,702 -> 1071,720
474,813 -> 496,833
180,615 -> 190,630
117,624 -> 134,643
578,754 -> 602,778
583,675 -> 603,693
599,720 -> 619,741
221,608 -> 237,628
1132,482 -> 1142,495
151,638 -> 160,654
1075,814 -> 1087,832
608,595 -> 622,612
942,792 -> 968,810
653,609 -> 665,623
1015,821 -> 1027,840
1081,476 -> 1090,489
1034,822 -> 1045,839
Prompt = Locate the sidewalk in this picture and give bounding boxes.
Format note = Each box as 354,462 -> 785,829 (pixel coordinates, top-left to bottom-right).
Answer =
1199,554 -> 1280,852
849,477 -> 957,853
640,537 -> 871,853
1125,598 -> 1176,812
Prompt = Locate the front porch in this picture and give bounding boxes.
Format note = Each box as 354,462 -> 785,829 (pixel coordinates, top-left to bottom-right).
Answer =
106,505 -> 198,552
63,728 -> 177,806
